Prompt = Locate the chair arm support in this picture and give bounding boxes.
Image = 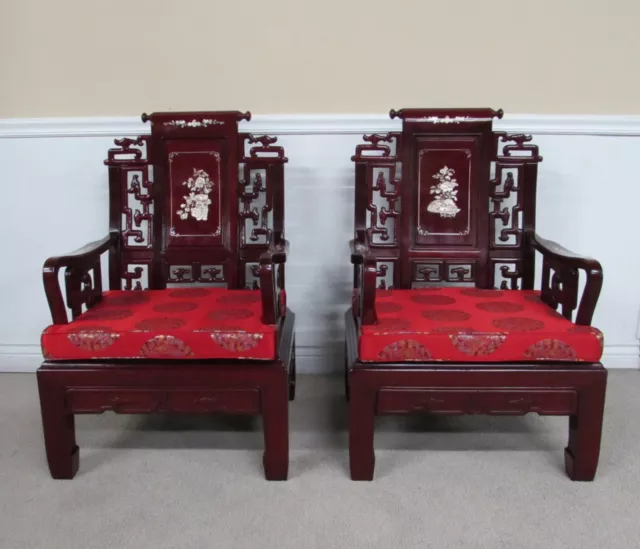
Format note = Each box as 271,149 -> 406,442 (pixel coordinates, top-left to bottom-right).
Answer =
259,239 -> 289,265
43,233 -> 118,325
526,230 -> 603,325
349,236 -> 378,325
258,239 -> 289,324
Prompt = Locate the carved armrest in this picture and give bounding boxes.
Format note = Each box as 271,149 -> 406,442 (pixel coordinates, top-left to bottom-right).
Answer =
43,233 -> 119,324
349,234 -> 378,325
526,230 -> 603,325
258,239 -> 289,325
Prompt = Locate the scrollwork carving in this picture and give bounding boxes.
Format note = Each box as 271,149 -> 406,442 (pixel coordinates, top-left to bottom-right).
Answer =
167,263 -> 225,284
245,134 -> 287,161
500,134 -> 543,162
352,133 -> 400,160
491,261 -> 524,290
122,265 -> 146,291
414,261 -> 474,285
105,136 -> 148,165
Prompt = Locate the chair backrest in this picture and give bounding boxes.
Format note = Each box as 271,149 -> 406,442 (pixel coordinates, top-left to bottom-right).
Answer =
105,111 -> 287,290
352,108 -> 543,290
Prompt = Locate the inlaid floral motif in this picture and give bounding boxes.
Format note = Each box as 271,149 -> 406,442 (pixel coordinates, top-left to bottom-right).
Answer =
177,169 -> 214,221
427,166 -> 461,218
211,332 -> 263,352
524,339 -> 578,360
450,334 -> 506,356
67,329 -> 120,351
378,340 -> 431,361
140,335 -> 193,357
164,119 -> 224,128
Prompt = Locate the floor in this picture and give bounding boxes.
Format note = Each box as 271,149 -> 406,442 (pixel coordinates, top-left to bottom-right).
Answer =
1,371 -> 639,549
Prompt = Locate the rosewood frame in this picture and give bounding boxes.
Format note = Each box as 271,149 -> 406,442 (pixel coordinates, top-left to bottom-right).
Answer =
38,111 -> 295,480
346,108 -> 606,481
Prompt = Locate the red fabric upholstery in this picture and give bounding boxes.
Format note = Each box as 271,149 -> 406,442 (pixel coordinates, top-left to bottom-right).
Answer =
42,289 -> 277,361
359,288 -> 603,363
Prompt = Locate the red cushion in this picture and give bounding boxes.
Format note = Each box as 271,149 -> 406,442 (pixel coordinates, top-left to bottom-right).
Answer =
42,289 -> 276,361
359,288 -> 603,363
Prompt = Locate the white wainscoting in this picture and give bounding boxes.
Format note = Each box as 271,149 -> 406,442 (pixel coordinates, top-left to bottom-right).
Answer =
1,114 -> 639,372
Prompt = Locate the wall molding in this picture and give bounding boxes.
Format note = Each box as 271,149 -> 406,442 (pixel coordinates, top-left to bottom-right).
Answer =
2,113 -> 640,138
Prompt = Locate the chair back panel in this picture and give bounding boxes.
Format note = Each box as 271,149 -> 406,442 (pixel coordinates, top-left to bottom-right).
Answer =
352,108 -> 542,290
105,111 -> 287,290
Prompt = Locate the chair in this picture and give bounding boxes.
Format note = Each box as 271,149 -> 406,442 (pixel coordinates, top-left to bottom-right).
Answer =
346,108 -> 606,481
38,111 -> 295,480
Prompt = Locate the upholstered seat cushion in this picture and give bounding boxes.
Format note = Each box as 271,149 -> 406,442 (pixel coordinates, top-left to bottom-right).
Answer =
42,289 -> 277,361
359,288 -> 603,363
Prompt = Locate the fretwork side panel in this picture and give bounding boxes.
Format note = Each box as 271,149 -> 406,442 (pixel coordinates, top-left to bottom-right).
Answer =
105,136 -> 154,291
352,133 -> 403,273
488,133 -> 543,290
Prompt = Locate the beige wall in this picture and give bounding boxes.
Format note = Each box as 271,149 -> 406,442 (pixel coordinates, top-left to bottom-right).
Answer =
1,0 -> 639,117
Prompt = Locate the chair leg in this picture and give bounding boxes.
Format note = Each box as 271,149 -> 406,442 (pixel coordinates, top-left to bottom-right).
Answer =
349,376 -> 376,481
288,340 -> 296,402
262,369 -> 289,481
37,373 -> 79,479
564,374 -> 607,481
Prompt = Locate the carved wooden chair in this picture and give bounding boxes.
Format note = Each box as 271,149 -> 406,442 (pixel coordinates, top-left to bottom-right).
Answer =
38,111 -> 294,480
347,108 -> 606,481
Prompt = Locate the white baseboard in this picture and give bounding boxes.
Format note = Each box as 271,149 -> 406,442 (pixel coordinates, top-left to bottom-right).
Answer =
2,113 -> 640,138
1,344 -> 636,373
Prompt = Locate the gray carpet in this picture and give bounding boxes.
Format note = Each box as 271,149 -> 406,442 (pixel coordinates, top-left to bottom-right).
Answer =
0,371 -> 639,549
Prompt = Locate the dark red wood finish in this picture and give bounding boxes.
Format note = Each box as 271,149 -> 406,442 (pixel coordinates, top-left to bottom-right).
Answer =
39,111 -> 295,480
347,108 -> 606,481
